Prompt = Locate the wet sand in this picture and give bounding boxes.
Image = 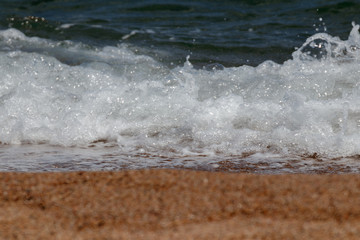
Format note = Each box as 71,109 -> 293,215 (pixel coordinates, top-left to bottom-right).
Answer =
1,169 -> 360,239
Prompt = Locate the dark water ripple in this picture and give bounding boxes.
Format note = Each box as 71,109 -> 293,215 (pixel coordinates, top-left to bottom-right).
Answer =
0,0 -> 359,66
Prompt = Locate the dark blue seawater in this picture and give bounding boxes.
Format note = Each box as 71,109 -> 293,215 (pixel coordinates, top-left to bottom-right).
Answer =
1,0 -> 359,67
1,0 -> 360,173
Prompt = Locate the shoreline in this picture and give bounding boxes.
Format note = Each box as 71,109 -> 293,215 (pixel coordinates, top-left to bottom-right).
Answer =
1,169 -> 360,239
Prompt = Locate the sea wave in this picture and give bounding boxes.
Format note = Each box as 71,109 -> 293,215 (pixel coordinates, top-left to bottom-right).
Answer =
1,24 -> 360,159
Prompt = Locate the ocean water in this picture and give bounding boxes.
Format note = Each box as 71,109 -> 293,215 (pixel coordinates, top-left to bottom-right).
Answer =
1,0 -> 360,173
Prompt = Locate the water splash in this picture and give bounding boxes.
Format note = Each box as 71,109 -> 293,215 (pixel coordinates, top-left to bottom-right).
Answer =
294,22 -> 360,61
0,24 -> 360,161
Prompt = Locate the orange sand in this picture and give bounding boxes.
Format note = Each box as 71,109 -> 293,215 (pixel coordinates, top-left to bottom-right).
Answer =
1,169 -> 360,239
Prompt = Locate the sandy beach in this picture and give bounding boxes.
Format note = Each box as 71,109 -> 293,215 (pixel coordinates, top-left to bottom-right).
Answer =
1,169 -> 360,239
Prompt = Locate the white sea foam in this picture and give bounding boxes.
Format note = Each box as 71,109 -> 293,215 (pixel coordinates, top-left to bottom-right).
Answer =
1,25 -> 360,161
56,23 -> 75,30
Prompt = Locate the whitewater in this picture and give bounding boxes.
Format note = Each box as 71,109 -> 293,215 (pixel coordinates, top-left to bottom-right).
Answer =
1,24 -> 360,172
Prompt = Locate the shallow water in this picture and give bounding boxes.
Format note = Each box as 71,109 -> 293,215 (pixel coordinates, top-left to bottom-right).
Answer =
1,1 -> 360,172
1,144 -> 359,173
